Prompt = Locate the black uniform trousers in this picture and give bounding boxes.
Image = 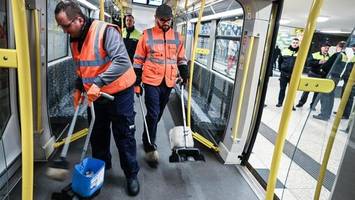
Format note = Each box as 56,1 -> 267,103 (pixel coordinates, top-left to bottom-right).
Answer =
88,86 -> 139,180
142,82 -> 172,152
278,75 -> 290,105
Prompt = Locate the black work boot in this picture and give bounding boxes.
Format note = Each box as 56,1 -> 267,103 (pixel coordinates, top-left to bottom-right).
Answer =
127,177 -> 140,196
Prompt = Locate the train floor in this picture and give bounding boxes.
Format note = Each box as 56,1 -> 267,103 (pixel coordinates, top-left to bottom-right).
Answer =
10,91 -> 258,200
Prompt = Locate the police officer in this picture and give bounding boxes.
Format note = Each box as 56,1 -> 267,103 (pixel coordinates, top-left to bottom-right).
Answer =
340,43 -> 355,119
133,4 -> 188,167
296,42 -> 330,108
55,1 -> 139,196
276,38 -> 299,108
122,14 -> 141,63
313,41 -> 348,121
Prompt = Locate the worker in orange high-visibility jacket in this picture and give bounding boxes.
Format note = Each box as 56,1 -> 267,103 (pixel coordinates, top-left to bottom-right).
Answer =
133,4 -> 188,168
55,1 -> 139,196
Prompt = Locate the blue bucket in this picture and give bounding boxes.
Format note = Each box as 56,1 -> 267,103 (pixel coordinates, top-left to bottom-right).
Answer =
72,157 -> 105,198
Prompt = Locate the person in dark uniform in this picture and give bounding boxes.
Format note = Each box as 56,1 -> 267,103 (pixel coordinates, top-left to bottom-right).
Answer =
340,43 -> 355,119
296,42 -> 330,108
122,14 -> 141,63
313,41 -> 348,121
276,38 -> 299,108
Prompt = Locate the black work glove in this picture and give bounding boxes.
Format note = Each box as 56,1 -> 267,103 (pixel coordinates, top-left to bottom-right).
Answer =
134,68 -> 142,86
178,65 -> 189,85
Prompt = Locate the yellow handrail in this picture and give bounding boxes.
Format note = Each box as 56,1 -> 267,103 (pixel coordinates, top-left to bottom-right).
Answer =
99,0 -> 104,21
265,0 -> 324,199
314,63 -> 355,200
12,0 -> 34,199
34,9 -> 42,134
187,0 -> 205,127
231,36 -> 255,142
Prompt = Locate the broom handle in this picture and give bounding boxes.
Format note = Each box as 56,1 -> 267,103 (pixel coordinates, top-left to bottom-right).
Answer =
180,85 -> 188,148
60,94 -> 82,158
80,103 -> 95,161
138,95 -> 152,145
80,92 -> 114,161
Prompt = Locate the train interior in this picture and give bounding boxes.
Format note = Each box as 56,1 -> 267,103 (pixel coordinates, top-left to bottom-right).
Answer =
0,0 -> 354,199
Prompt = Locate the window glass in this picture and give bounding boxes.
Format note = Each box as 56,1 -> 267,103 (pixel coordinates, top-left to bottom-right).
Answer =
196,22 -> 211,66
212,19 -> 242,79
0,0 -> 10,134
48,0 -> 68,62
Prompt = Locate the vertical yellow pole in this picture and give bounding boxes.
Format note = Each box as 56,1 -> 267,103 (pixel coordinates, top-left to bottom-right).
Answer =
187,0 -> 205,127
231,36 -> 255,142
314,63 -> 355,200
11,0 -> 34,199
34,9 -> 42,133
120,3 -> 124,31
265,0 -> 324,199
99,0 -> 104,21
184,0 -> 188,11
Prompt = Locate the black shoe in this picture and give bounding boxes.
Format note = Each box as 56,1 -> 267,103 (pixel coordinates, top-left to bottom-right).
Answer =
276,103 -> 282,107
127,177 -> 140,196
313,114 -> 329,121
292,107 -> 296,111
295,103 -> 303,108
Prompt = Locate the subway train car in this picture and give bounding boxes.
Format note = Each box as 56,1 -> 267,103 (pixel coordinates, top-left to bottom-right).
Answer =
0,0 -> 354,199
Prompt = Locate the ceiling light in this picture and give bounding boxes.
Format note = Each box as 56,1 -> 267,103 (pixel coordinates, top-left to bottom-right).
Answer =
320,30 -> 351,34
279,19 -> 291,25
317,16 -> 329,23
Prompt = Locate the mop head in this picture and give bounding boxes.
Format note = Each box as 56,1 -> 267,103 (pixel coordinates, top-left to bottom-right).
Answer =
46,158 -> 70,181
169,126 -> 194,149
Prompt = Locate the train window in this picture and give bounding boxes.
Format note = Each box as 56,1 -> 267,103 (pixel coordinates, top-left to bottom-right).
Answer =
47,0 -> 69,62
196,22 -> 211,66
0,0 -> 10,134
132,0 -> 163,6
212,19 -> 242,79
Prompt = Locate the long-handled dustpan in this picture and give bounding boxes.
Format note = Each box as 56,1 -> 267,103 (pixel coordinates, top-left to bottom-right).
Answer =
169,84 -> 205,162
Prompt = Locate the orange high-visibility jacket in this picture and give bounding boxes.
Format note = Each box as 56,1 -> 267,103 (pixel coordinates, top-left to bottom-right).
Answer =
133,26 -> 187,87
71,20 -> 136,94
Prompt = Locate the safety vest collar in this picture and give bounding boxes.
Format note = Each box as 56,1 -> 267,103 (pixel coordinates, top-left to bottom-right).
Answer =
72,20 -> 109,67
146,26 -> 180,48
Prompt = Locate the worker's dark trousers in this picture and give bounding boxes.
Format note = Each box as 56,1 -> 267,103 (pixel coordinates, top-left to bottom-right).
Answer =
88,86 -> 139,180
142,82 -> 172,152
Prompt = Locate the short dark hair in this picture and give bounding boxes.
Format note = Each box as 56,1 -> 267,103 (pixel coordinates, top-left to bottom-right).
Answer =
337,41 -> 347,49
55,0 -> 85,20
292,38 -> 300,41
125,14 -> 134,19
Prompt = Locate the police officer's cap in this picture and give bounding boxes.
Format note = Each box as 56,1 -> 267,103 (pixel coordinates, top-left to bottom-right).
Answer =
156,4 -> 173,18
320,42 -> 331,47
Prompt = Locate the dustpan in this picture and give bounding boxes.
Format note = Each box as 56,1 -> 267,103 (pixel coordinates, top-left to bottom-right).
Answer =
169,84 -> 205,162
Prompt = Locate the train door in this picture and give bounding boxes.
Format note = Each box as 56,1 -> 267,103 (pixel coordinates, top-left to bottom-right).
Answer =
238,0 -> 355,199
0,0 -> 22,197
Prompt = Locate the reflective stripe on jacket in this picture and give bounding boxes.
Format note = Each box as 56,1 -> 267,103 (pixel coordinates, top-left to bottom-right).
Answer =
133,26 -> 187,87
71,20 -> 136,94
308,51 -> 330,75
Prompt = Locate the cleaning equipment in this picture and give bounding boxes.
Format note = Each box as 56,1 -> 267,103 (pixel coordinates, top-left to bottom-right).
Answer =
52,92 -> 114,199
71,102 -> 105,198
169,84 -> 205,162
46,94 -> 83,181
137,93 -> 158,166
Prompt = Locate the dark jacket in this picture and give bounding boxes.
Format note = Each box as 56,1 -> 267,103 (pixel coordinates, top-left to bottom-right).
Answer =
122,26 -> 141,63
280,46 -> 299,78
307,51 -> 329,75
320,51 -> 348,78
